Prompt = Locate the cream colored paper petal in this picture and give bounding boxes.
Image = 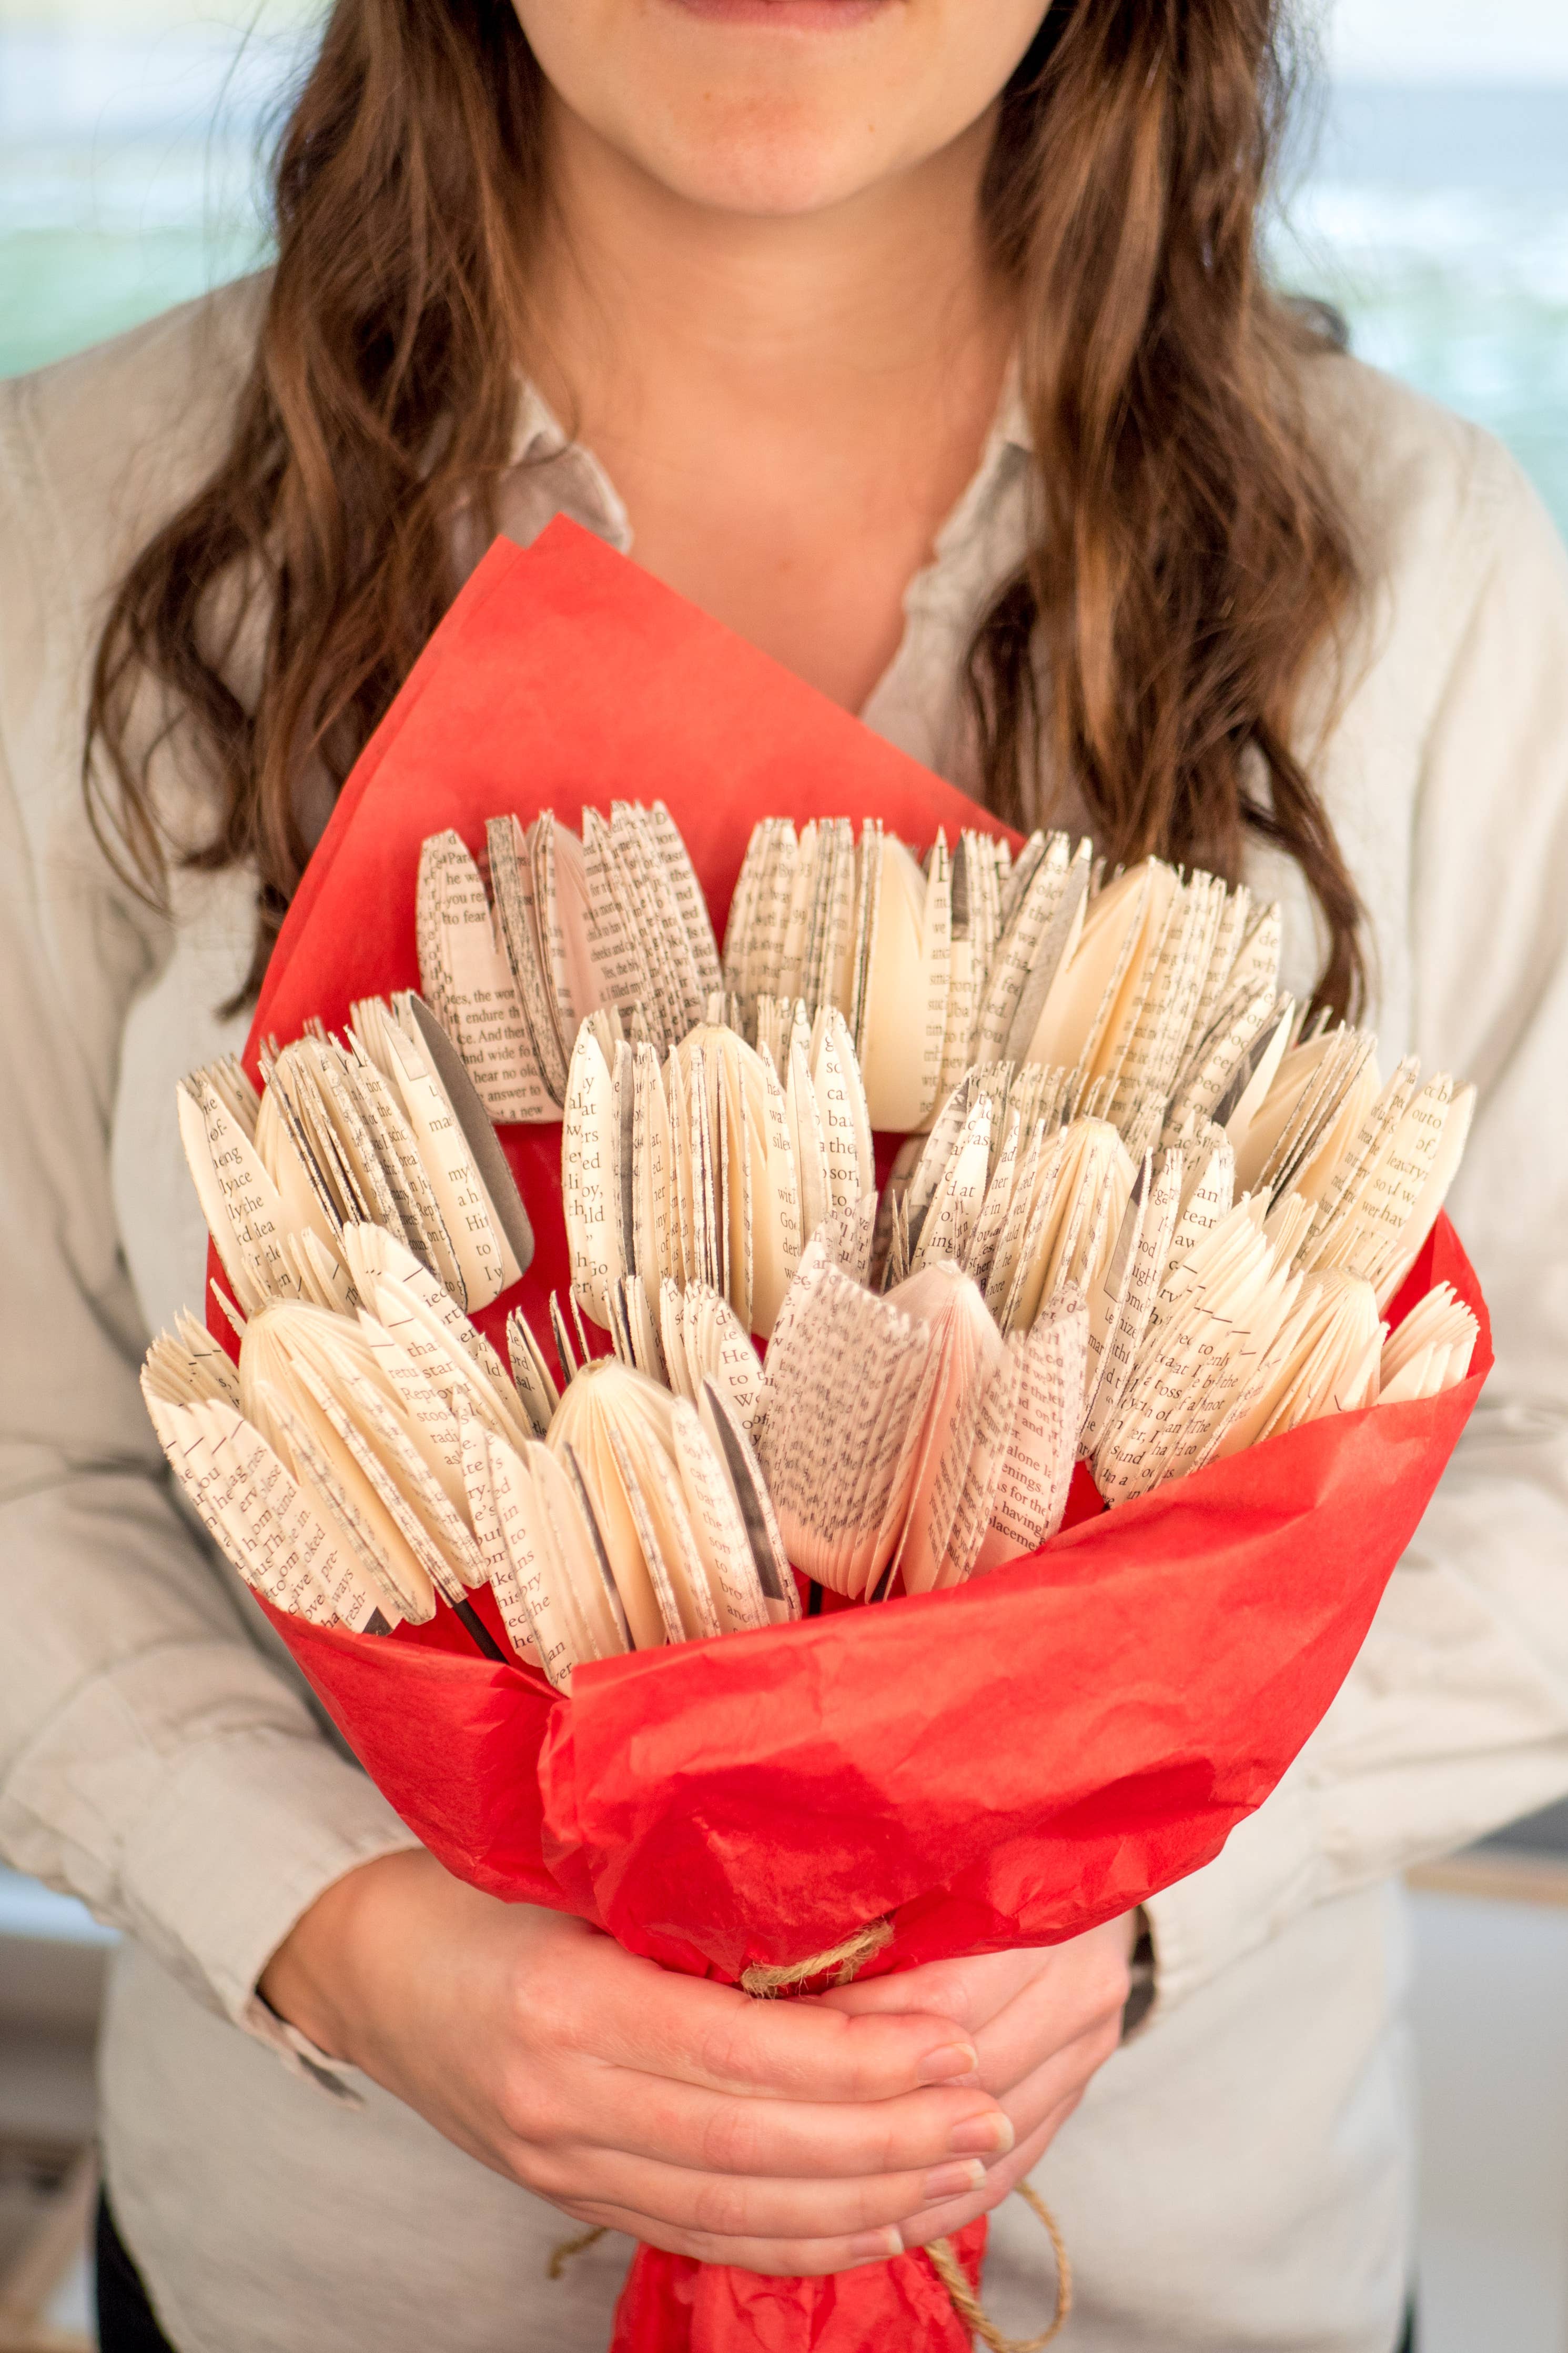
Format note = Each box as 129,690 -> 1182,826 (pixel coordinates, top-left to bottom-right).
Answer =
985,1293 -> 1089,1561
697,1380 -> 799,1622
649,799 -> 723,1006
457,1418 -> 542,1666
670,1396 -> 771,1634
753,1045 -> 801,1333
418,831 -> 551,1121
177,1076 -> 298,1314
563,1024 -> 618,1324
482,1432 -> 578,1688
542,1439 -> 638,1661
548,1364 -> 672,1648
192,1395 -> 394,1630
366,1270 -> 531,1451
974,832 -> 1071,1063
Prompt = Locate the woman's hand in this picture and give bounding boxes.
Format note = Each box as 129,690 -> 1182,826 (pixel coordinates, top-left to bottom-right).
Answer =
816,1920 -> 1137,2249
260,1849 -> 1023,2276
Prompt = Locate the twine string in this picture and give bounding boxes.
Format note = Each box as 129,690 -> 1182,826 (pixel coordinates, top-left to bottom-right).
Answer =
549,1920 -> 1074,2347
546,2222 -> 608,2279
740,1918 -> 894,1996
926,2180 -> 1073,2351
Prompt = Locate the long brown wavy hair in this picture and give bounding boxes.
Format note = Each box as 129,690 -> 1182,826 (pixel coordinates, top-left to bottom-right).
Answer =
87,0 -> 1365,1017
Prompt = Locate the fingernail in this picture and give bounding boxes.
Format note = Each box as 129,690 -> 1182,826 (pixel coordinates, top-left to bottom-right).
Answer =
848,2227 -> 904,2264
922,2159 -> 986,2204
948,2110 -> 1015,2157
917,2042 -> 978,2085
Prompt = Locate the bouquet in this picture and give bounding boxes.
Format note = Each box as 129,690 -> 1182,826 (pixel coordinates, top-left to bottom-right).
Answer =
143,519 -> 1488,2353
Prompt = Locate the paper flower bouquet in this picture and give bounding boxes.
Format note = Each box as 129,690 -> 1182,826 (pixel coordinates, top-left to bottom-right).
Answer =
142,521 -> 1488,2353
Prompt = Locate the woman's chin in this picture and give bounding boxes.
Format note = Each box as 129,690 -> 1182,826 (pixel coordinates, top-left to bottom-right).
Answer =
623,128 -> 905,220
519,0 -> 1047,221
570,79 -> 925,220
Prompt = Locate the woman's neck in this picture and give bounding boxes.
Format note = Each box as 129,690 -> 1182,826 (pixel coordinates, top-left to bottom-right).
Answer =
527,98 -> 1017,711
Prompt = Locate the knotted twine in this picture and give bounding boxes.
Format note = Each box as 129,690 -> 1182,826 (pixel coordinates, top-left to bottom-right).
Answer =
550,1920 -> 1072,2349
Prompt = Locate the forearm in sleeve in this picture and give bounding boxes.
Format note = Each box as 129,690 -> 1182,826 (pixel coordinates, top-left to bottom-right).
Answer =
1147,427 -> 1568,2013
0,1463 -> 420,2059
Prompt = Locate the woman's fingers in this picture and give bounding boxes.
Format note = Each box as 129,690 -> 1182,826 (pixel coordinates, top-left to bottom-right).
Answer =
895,2102 -> 1076,2251
503,1926 -> 1115,2219
817,1925 -> 1132,2101
821,1946 -> 1045,2035
522,2140 -> 997,2243
536,1926 -> 981,2103
551,2101 -> 1078,2277
559,2198 -> 912,2278
962,1940 -> 1130,2100
990,2017 -> 1121,2152
523,2064 -> 1015,2180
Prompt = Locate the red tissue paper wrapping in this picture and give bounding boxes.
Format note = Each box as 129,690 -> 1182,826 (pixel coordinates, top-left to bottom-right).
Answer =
215,520 -> 1490,2351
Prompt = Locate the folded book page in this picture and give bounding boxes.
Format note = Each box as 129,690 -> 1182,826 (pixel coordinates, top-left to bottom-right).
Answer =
181,993 -> 529,1325
418,803 -> 725,1120
562,1009 -> 873,1341
754,1246 -> 1088,1601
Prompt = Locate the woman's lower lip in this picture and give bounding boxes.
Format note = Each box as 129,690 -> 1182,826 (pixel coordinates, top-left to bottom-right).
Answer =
660,0 -> 891,27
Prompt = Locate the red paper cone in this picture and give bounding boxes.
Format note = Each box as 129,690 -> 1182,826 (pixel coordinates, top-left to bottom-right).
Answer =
217,519 -> 1488,2349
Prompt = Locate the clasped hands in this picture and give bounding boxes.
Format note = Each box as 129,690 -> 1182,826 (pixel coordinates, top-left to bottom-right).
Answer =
262,1849 -> 1134,2277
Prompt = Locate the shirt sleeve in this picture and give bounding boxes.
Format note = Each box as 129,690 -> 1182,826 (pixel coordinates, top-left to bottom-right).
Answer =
0,373 -> 419,2074
1147,427 -> 1568,2013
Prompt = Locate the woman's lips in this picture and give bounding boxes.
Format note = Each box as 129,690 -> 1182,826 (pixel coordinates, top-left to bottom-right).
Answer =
660,0 -> 891,28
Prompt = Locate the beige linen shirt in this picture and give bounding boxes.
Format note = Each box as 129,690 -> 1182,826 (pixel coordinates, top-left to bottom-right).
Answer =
3,278 -> 1568,2353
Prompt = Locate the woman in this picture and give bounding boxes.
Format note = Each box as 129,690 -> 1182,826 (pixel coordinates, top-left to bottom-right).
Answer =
2,2 -> 1565,2347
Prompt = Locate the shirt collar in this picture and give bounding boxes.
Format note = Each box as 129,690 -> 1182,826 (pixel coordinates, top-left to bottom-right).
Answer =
504,377 -> 633,553
995,361 -> 1031,456
508,377 -> 571,467
505,361 -> 1030,536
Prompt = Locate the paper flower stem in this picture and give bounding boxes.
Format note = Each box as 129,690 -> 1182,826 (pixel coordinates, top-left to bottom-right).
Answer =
452,1598 -> 508,1663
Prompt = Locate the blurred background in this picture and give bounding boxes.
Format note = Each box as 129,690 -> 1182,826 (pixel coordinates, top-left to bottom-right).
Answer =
2,2 -> 1566,2347
2,0 -> 1566,541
